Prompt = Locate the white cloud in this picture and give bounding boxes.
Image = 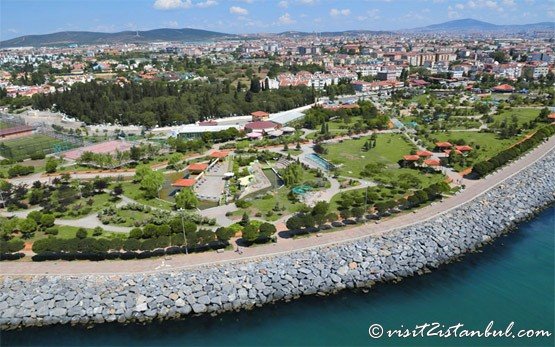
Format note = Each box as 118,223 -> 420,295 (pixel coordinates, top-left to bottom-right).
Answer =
153,0 -> 192,10
447,6 -> 461,19
197,0 -> 217,8
357,9 -> 380,21
277,12 -> 295,24
330,8 -> 350,17
165,20 -> 179,28
229,6 -> 248,15
455,3 -> 465,10
278,1 -> 288,8
298,0 -> 315,4
502,0 -> 516,6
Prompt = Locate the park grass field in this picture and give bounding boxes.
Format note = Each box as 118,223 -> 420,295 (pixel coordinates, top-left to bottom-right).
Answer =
329,170 -> 446,213
323,133 -> 416,178
0,134 -> 68,160
492,107 -> 541,127
424,131 -> 521,162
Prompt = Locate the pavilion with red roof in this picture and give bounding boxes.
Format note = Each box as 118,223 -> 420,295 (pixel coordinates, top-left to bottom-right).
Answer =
172,178 -> 197,188
416,150 -> 433,157
209,150 -> 229,160
435,141 -> 453,150
251,111 -> 270,121
186,163 -> 208,173
492,84 -> 515,93
424,158 -> 441,167
403,155 -> 421,161
455,145 -> 472,152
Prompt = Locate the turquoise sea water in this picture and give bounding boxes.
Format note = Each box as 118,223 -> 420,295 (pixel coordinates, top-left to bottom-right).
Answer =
2,206 -> 554,347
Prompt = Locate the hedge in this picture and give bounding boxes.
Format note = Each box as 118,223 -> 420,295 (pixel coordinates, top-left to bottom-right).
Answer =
30,243 -> 227,262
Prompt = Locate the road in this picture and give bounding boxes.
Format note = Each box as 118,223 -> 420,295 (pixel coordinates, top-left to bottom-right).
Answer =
2,135 -> 553,276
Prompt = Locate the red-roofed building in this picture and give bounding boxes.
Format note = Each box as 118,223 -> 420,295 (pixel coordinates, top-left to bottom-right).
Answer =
209,150 -> 229,159
244,121 -> 279,134
251,111 -> 270,121
416,150 -> 433,157
434,142 -> 453,151
0,125 -> 35,140
403,155 -> 421,161
187,163 -> 208,173
455,145 -> 472,152
492,84 -> 515,93
424,158 -> 440,166
172,178 -> 196,188
548,113 -> 555,120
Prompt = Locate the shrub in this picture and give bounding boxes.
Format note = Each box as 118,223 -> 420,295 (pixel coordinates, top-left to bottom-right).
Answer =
76,228 -> 88,239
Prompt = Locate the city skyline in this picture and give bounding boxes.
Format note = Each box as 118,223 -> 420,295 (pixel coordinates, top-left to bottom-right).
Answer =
2,0 -> 554,40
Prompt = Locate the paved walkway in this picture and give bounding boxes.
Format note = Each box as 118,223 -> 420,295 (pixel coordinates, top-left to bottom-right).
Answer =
3,135 -> 553,276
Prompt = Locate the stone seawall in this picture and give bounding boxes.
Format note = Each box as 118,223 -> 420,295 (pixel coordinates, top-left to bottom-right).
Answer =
1,149 -> 554,331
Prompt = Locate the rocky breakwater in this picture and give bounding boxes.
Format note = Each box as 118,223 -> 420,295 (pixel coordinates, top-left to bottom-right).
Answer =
1,149 -> 554,330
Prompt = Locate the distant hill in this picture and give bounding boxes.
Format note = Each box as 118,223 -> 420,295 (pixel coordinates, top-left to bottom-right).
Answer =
0,28 -> 234,48
411,18 -> 555,32
277,30 -> 393,37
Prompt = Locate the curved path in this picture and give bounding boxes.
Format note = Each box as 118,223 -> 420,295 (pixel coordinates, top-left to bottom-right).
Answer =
2,135 -> 554,276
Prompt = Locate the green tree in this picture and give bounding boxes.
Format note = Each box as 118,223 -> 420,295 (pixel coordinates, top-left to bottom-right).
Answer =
175,188 -> 198,209
45,157 -> 58,173
140,170 -> 164,199
242,224 -> 259,242
18,218 -> 38,239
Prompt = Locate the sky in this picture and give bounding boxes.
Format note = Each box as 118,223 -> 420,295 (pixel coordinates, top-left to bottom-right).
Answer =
1,0 -> 554,40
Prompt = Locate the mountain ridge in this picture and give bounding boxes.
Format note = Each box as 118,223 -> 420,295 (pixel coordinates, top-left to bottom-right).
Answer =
0,28 -> 234,48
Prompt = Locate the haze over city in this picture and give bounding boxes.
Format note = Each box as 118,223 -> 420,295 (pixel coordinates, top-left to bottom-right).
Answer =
2,0 -> 555,39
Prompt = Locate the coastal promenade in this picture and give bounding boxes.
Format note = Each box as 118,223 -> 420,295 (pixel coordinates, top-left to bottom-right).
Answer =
2,135 -> 554,276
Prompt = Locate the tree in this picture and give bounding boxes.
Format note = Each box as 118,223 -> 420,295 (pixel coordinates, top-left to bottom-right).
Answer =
18,218 -> 38,239
76,228 -> 87,239
134,164 -> 150,182
215,227 -> 235,243
242,224 -> 259,242
259,223 -> 276,239
175,188 -> 198,209
240,212 -> 250,227
45,157 -> 58,173
286,215 -> 303,230
93,177 -> 108,193
27,210 -> 43,223
301,214 -> 315,229
40,214 -> 55,228
112,184 -> 124,199
140,170 -> 164,199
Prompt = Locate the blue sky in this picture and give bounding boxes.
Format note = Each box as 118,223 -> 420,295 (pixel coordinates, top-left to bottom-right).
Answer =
1,0 -> 554,39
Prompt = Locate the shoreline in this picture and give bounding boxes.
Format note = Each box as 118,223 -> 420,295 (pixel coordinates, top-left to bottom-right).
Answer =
0,144 -> 554,330
2,135 -> 555,276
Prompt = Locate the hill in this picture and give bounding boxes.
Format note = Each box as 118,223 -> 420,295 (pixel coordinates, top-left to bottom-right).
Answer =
0,28 -> 233,48
411,18 -> 554,32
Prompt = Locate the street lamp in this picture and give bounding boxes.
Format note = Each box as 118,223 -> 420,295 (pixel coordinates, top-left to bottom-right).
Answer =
179,208 -> 188,255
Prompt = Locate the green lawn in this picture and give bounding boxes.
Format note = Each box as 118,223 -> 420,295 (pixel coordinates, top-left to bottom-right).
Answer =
323,133 -> 416,178
26,225 -> 125,243
118,181 -> 175,210
423,131 -> 520,163
492,107 -> 541,127
55,192 -> 113,219
330,171 -> 446,213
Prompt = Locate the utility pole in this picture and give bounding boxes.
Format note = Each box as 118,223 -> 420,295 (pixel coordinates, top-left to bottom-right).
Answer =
179,208 -> 188,254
